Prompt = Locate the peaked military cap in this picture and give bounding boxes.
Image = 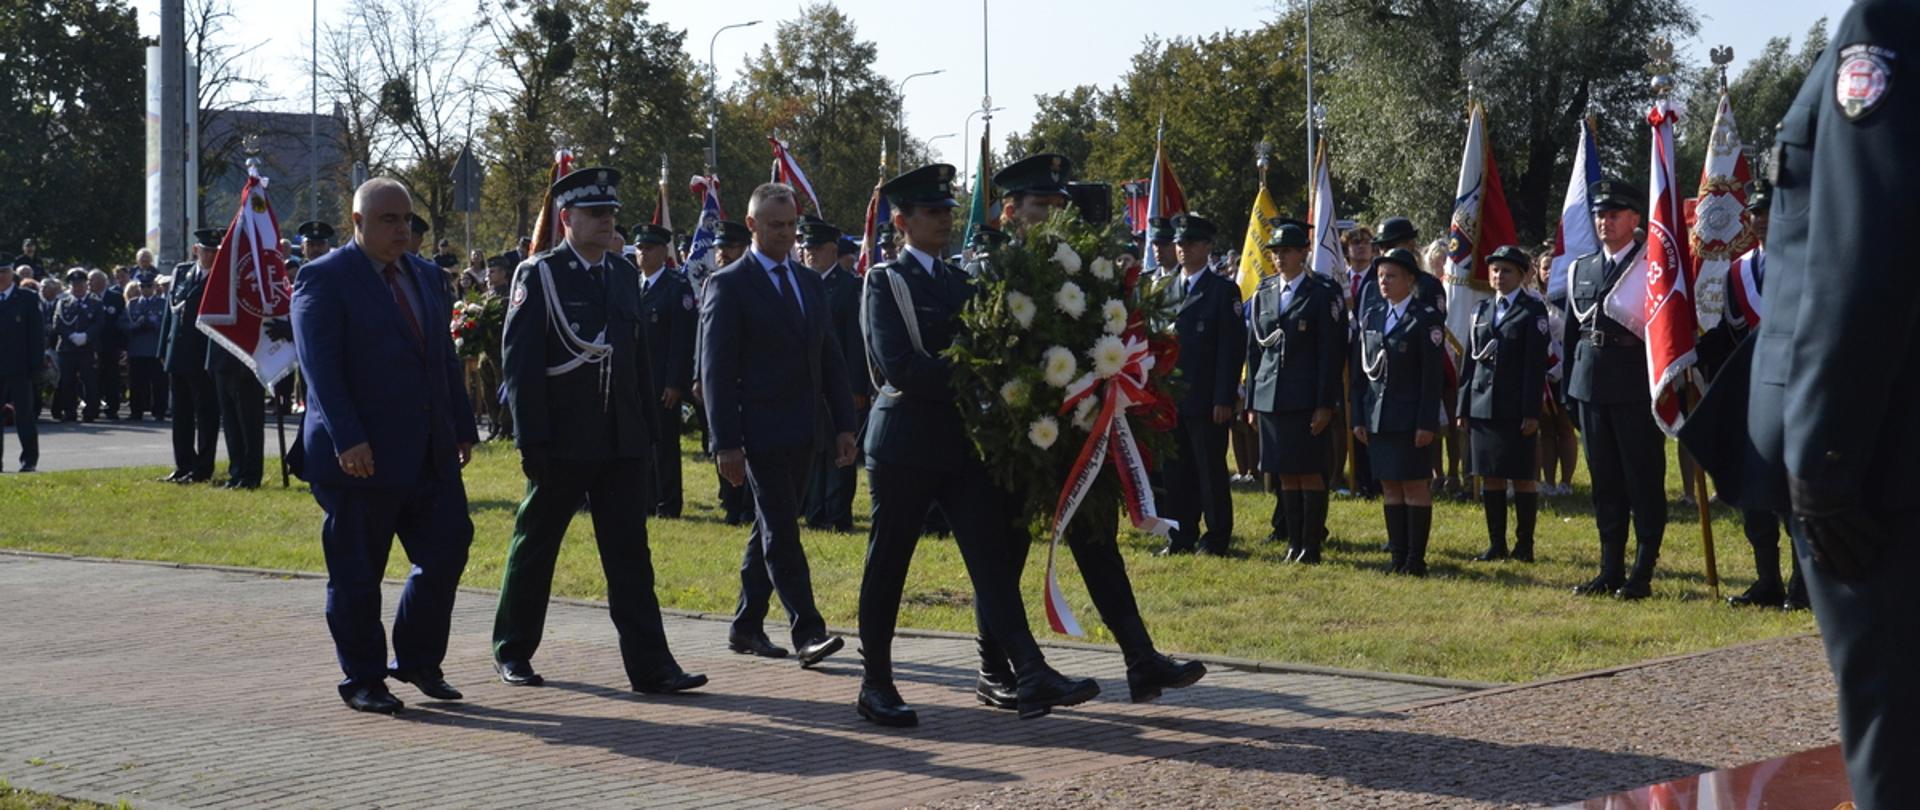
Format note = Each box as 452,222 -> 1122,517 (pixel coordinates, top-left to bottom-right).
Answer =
1264,219 -> 1309,250
1588,177 -> 1643,214
837,234 -> 859,256
1147,217 -> 1175,244
194,228 -> 223,248
880,164 -> 959,209
408,213 -> 430,234
799,215 -> 842,246
1377,247 -> 1422,275
487,253 -> 517,270
631,223 -> 672,246
714,220 -> 751,247
1372,216 -> 1419,246
65,268 -> 88,284
971,225 -> 1011,250
552,166 -> 622,209
1171,213 -> 1217,243
296,221 -> 335,243
1486,245 -> 1532,270
877,220 -> 898,241
1746,179 -> 1773,214
994,152 -> 1073,198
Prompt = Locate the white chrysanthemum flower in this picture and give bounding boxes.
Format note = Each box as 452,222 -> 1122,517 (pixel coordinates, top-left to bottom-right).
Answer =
1089,256 -> 1115,280
1089,334 -> 1128,379
1006,290 -> 1037,328
1071,396 -> 1099,431
999,379 -> 1030,408
1028,416 -> 1060,450
465,302 -> 484,314
1042,346 -> 1078,388
1054,281 -> 1087,319
1051,241 -> 1083,274
1101,298 -> 1128,335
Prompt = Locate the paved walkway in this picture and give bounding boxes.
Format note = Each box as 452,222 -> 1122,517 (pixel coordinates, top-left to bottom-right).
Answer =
0,554 -> 1461,809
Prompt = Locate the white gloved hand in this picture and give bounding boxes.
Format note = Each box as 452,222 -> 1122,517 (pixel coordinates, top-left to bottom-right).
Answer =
70,332 -> 88,347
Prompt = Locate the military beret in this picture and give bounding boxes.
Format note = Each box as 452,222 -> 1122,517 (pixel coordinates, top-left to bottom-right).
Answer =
409,213 -> 430,234
296,221 -> 336,243
880,163 -> 960,209
1147,217 -> 1175,244
1487,245 -> 1532,270
1372,216 -> 1419,246
194,228 -> 223,249
799,215 -> 842,246
552,166 -> 622,209
971,225 -> 1011,250
1746,179 -> 1773,214
1264,220 -> 1309,250
1376,248 -> 1422,275
486,254 -> 516,270
1588,177 -> 1643,215
630,223 -> 672,246
1171,213 -> 1217,243
838,235 -> 859,255
714,220 -> 751,247
994,153 -> 1073,198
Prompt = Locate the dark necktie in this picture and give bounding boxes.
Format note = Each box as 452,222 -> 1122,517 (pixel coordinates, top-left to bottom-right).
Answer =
1496,296 -> 1509,320
770,262 -> 804,323
382,264 -> 425,351
588,263 -> 606,291
1386,307 -> 1401,333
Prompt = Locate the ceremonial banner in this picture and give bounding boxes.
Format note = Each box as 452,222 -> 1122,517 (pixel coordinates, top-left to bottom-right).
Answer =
652,161 -> 678,268
1308,141 -> 1344,279
856,183 -> 891,275
529,150 -> 574,255
768,137 -> 821,214
197,170 -> 296,387
1442,104 -> 1515,358
1139,139 -> 1187,274
964,125 -> 993,249
1643,98 -> 1698,435
685,174 -> 724,274
1550,119 -> 1602,301
1689,90 -> 1755,331
1235,184 -> 1279,303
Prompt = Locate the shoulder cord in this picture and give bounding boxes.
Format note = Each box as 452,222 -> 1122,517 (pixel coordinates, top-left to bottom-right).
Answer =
1252,282 -> 1286,348
1469,303 -> 1499,362
1360,327 -> 1387,383
860,264 -> 929,397
1571,242 -> 1642,325
534,258 -> 614,410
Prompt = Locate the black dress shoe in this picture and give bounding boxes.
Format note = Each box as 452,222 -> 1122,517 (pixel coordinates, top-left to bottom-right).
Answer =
633,669 -> 708,694
1573,575 -> 1622,597
1727,582 -> 1786,609
1510,544 -> 1535,563
1782,593 -> 1812,612
177,473 -> 208,484
1297,546 -> 1323,565
727,633 -> 789,658
856,681 -> 919,727
1473,547 -> 1509,562
1262,530 -> 1288,544
341,683 -> 404,715
17,464 -> 34,473
1614,581 -> 1652,601
495,658 -> 545,687
157,471 -> 185,483
795,635 -> 845,668
1127,653 -> 1207,704
1154,543 -> 1195,557
1015,667 -> 1100,720
390,668 -> 463,701
974,674 -> 1017,710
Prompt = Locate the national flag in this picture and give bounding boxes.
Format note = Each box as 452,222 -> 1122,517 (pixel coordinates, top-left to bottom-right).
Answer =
1235,183 -> 1279,303
529,150 -> 574,255
1441,103 -> 1516,362
856,182 -> 892,274
1139,131 -> 1188,274
197,169 -> 297,387
1120,179 -> 1147,236
1727,244 -> 1765,329
1688,89 -> 1755,331
1642,97 -> 1699,435
685,173 -> 724,273
1549,119 -> 1602,301
1307,141 -> 1344,280
768,137 -> 821,214
964,122 -> 994,249
652,158 -> 678,268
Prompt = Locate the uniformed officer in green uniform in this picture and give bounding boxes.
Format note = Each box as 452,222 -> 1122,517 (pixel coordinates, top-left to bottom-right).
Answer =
1352,248 -> 1445,575
798,215 -> 866,533
1455,246 -> 1550,562
1245,220 -> 1347,564
492,167 -> 706,695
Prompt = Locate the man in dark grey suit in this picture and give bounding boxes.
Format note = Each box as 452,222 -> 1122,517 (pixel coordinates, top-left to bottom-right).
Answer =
699,182 -> 857,667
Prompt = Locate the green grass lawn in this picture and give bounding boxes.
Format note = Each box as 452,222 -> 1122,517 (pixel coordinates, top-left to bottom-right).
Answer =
0,779 -> 124,810
0,436 -> 1813,684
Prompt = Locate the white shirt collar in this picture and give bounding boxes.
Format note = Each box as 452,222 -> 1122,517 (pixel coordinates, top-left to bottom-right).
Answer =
902,244 -> 939,273
1386,296 -> 1410,322
751,247 -> 785,271
1603,241 -> 1640,267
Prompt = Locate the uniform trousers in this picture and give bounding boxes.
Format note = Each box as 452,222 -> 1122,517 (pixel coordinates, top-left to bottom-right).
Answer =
981,497 -> 1155,663
53,350 -> 95,419
313,468 -> 472,695
733,448 -> 828,646
805,413 -> 862,530
169,369 -> 219,478
493,457 -> 680,685
94,348 -> 123,416
214,368 -> 266,485
0,374 -> 37,468
1576,399 -> 1667,572
1165,415 -> 1234,552
649,402 -> 683,517
128,357 -> 167,418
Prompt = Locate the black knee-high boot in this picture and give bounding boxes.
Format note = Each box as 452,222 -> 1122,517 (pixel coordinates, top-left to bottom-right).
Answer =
1300,489 -> 1330,564
1383,503 -> 1408,574
1512,492 -> 1538,562
1268,479 -> 1289,543
1282,489 -> 1306,561
1405,505 -> 1433,577
1475,490 -> 1509,561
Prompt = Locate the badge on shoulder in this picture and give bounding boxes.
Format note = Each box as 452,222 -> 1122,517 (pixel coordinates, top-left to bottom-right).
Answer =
1836,43 -> 1896,122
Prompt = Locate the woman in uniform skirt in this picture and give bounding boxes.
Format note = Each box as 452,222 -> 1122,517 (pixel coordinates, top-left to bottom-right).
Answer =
1456,246 -> 1550,562
1245,221 -> 1346,563
1352,248 -> 1445,575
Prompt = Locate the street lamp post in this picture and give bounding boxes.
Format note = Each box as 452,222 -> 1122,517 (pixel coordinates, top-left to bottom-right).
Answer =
895,69 -> 944,174
708,19 -> 762,176
962,105 -> 1004,192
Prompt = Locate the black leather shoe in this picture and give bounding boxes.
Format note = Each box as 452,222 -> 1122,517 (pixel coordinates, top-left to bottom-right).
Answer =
795,635 -> 844,668
633,669 -> 708,694
1727,582 -> 1786,609
1782,593 -> 1811,612
390,668 -> 463,701
1262,530 -> 1288,544
1127,653 -> 1207,704
17,464 -> 34,473
495,658 -> 545,687
1473,547 -> 1509,562
1016,667 -> 1100,719
1297,545 -> 1323,565
856,681 -> 919,727
727,633 -> 789,658
1510,544 -> 1535,563
1154,543 -> 1195,557
1573,575 -> 1622,597
341,684 -> 404,715
157,471 -> 185,483
974,674 -> 1018,710
1614,581 -> 1652,601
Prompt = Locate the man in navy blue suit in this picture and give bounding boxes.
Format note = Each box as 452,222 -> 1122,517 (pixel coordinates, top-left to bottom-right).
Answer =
0,262 -> 42,472
700,182 -> 858,666
291,177 -> 480,715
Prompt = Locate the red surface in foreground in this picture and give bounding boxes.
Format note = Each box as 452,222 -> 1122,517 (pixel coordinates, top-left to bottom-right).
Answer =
1560,744 -> 1853,810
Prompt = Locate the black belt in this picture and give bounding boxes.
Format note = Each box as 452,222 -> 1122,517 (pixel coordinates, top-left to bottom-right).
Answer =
1583,330 -> 1641,348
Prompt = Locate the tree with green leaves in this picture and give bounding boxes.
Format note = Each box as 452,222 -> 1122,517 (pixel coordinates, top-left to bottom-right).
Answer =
1676,18 -> 1828,187
559,0 -> 703,229
477,0 -> 577,245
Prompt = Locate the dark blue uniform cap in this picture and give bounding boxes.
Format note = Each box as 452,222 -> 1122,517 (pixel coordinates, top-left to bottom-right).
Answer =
1377,247 -> 1422,275
715,220 -> 751,247
971,225 -> 1011,250
837,235 -> 858,255
799,215 -> 843,246
880,164 -> 959,209
1172,213 -> 1217,244
552,166 -> 622,209
1746,179 -> 1773,214
194,228 -> 223,248
296,221 -> 335,242
1147,217 -> 1175,244
993,152 -> 1073,198
631,223 -> 672,246
1588,177 -> 1644,215
1487,244 -> 1532,270
1264,221 -> 1309,250
1372,216 -> 1419,246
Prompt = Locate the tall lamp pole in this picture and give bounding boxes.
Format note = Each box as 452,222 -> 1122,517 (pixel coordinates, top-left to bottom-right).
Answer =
707,19 -> 762,176
895,69 -> 945,174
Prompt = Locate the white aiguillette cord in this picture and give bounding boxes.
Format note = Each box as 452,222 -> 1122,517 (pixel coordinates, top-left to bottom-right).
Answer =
534,257 -> 613,410
860,258 -> 930,397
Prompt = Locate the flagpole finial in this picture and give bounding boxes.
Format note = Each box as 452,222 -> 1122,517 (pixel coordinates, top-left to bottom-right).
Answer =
1648,37 -> 1677,98
659,154 -> 670,183
1255,139 -> 1272,186
1710,46 -> 1735,90
1463,55 -> 1487,103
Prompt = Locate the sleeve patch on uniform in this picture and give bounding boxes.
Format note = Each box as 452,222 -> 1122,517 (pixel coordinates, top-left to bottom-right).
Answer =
511,281 -> 527,308
1232,300 -> 1245,317
1429,325 -> 1443,346
1837,44 -> 1895,121
1537,316 -> 1549,334
682,293 -> 695,311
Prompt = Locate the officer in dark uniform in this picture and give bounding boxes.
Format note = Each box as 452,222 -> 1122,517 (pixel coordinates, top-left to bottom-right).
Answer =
1352,217 -> 1446,319
693,219 -> 756,525
799,216 -> 866,533
297,221 -> 335,263
836,234 -> 860,274
1741,7 -> 1918,799
92,269 -> 127,419
492,166 -> 707,695
1353,248 -> 1445,575
972,153 -> 1206,709
1144,217 -> 1176,271
205,266 -> 266,490
1159,213 -> 1246,555
50,268 -> 102,422
1456,246 -> 1550,562
853,163 -> 1100,727
1245,220 -> 1346,564
161,231 -> 223,482
634,222 -> 695,518
1564,178 -> 1666,599
0,261 -> 42,471
876,220 -> 900,263
406,213 -> 430,258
